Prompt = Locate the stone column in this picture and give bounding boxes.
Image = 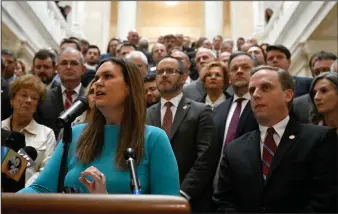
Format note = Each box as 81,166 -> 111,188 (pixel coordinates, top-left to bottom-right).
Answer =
117,1 -> 137,40
204,1 -> 223,41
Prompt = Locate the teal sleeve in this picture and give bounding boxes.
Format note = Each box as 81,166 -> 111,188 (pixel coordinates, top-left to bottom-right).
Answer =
17,141 -> 65,193
148,129 -> 180,195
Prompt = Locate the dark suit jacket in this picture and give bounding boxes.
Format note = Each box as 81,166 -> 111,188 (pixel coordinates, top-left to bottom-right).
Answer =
1,77 -> 12,120
213,118 -> 337,213
213,97 -> 259,147
34,85 -> 85,138
196,91 -> 231,105
146,96 -> 219,213
292,93 -> 312,123
81,68 -> 96,88
293,76 -> 313,98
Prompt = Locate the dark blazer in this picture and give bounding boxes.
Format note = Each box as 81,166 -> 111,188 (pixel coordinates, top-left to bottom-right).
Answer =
34,85 -> 85,138
213,97 -> 259,148
293,76 -> 313,98
213,118 -> 337,213
1,77 -> 12,120
146,96 -> 219,213
292,93 -> 312,123
81,68 -> 96,88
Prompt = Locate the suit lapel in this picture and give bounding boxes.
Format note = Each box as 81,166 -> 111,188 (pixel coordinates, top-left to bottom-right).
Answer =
150,103 -> 161,128
55,86 -> 65,113
267,118 -> 300,179
217,97 -> 233,142
236,101 -> 252,136
170,97 -> 190,141
246,130 -> 264,192
79,86 -> 85,97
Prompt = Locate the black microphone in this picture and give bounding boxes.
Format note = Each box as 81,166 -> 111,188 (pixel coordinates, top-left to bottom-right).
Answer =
56,97 -> 89,128
124,148 -> 141,194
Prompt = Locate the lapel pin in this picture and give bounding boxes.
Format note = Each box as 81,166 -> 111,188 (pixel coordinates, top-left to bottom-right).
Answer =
183,105 -> 187,110
289,135 -> 295,139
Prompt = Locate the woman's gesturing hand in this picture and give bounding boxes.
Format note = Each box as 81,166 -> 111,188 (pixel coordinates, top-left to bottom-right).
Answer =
78,166 -> 108,194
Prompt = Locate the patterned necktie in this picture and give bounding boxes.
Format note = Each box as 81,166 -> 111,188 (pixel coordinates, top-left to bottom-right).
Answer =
64,90 -> 75,110
224,98 -> 245,145
162,102 -> 173,137
262,127 -> 277,180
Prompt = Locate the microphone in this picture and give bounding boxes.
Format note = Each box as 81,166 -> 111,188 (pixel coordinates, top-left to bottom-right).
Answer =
56,97 -> 89,128
1,146 -> 37,181
1,147 -> 28,182
124,148 -> 141,194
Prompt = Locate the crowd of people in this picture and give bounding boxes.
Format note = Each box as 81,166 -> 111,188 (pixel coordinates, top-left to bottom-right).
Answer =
1,30 -> 338,213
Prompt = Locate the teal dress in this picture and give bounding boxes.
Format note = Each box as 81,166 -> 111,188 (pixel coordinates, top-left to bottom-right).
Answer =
18,124 -> 180,195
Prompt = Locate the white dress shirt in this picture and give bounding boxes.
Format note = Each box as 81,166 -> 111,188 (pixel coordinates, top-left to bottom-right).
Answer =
160,93 -> 183,125
205,93 -> 226,110
160,93 -> 190,200
61,83 -> 82,107
259,115 -> 290,159
2,117 -> 57,182
222,92 -> 251,142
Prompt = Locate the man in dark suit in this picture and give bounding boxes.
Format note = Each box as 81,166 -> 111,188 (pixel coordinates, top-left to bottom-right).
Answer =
212,52 -> 259,190
146,56 -> 219,213
266,45 -> 313,98
35,47 -> 85,138
32,49 -> 60,90
213,66 -> 337,213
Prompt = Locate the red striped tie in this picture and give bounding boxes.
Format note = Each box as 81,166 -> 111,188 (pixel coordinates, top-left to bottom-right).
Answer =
262,127 -> 277,180
162,102 -> 173,137
64,90 -> 75,110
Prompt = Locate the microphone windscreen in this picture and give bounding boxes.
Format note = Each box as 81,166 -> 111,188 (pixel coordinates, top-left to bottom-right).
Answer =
23,146 -> 38,161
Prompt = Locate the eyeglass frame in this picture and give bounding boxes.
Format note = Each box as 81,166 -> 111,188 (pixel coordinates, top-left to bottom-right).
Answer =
155,68 -> 184,76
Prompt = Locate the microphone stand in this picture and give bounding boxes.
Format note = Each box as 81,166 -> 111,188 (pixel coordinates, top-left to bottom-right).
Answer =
57,122 -> 72,193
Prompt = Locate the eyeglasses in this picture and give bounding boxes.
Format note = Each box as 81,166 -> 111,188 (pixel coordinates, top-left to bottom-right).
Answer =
59,60 -> 81,67
155,68 -> 181,76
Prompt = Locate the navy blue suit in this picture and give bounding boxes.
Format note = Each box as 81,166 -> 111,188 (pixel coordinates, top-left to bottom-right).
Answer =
293,76 -> 313,98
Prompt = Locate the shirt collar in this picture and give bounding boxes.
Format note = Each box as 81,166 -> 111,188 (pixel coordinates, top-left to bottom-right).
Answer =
205,93 -> 226,106
259,115 -> 290,139
2,116 -> 38,135
233,92 -> 250,103
61,83 -> 82,95
160,93 -> 183,109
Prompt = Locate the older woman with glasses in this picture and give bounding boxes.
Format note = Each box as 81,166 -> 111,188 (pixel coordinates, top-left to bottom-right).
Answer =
1,75 -> 57,186
309,72 -> 338,132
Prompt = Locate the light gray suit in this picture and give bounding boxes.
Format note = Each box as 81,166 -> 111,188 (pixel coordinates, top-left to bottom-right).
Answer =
183,78 -> 234,102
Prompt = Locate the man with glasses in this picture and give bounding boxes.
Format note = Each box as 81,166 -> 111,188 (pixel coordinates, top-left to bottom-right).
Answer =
34,47 -> 85,137
146,56 -> 219,213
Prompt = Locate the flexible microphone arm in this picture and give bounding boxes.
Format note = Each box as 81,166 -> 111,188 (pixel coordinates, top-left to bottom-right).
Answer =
124,148 -> 141,194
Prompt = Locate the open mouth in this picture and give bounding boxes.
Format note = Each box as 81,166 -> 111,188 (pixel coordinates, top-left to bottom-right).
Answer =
96,91 -> 105,96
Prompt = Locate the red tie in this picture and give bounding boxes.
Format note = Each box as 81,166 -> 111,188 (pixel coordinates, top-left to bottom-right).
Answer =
224,98 -> 244,145
64,90 -> 75,110
262,127 -> 277,180
162,102 -> 173,137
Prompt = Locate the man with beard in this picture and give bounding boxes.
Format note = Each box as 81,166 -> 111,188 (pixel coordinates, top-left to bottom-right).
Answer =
146,56 -> 219,213
32,49 -> 60,90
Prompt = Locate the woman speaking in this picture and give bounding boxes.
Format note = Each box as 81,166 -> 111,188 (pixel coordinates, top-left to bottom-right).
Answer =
19,57 -> 180,195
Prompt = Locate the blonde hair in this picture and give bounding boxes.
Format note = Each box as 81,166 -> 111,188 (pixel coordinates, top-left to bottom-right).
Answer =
201,61 -> 229,89
10,74 -> 46,102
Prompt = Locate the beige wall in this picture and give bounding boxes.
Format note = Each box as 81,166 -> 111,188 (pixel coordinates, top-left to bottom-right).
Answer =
137,1 -> 204,43
109,1 -> 118,40
223,2 -> 231,39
